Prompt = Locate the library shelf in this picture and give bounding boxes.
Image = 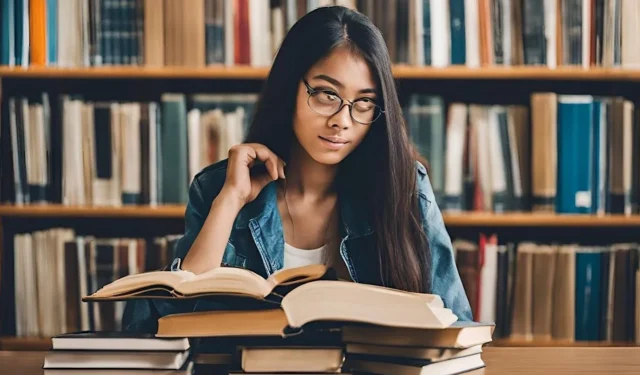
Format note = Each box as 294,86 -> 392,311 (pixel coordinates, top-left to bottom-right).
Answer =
2,205 -> 640,226
441,212 -> 640,227
490,338 -> 640,347
1,65 -> 640,81
0,337 -> 51,351
0,204 -> 186,218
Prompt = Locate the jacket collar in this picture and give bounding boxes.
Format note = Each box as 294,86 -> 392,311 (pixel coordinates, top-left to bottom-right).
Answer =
233,181 -> 373,239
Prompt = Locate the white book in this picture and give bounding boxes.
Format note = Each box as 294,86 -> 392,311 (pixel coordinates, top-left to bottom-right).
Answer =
52,332 -> 189,352
443,103 -> 467,211
501,0 -> 513,65
121,104 -> 142,202
479,239 -> 498,324
224,0 -> 235,66
488,106 -> 508,212
464,0 -> 480,67
621,0 -> 640,68
581,0 -> 591,68
23,233 -> 40,336
544,0 -> 557,68
430,0 -> 450,67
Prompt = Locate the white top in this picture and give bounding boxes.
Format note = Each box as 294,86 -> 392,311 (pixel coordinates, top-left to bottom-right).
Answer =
283,242 -> 325,269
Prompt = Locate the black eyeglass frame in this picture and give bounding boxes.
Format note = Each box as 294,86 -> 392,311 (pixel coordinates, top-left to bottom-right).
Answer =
302,78 -> 385,125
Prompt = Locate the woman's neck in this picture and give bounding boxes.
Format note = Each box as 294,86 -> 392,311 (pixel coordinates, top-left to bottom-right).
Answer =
284,142 -> 338,200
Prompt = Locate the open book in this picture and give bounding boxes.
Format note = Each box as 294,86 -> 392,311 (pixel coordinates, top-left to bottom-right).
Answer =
82,264 -> 333,302
84,264 -> 458,335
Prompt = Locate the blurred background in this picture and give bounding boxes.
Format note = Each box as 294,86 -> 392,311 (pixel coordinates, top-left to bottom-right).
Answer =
0,0 -> 639,352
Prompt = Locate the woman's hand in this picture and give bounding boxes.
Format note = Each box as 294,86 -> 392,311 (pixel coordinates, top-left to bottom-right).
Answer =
219,143 -> 286,207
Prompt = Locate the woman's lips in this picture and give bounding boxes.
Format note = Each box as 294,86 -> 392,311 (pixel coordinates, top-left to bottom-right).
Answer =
319,135 -> 348,150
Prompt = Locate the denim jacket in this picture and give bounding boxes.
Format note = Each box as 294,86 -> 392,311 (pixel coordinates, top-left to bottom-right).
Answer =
121,159 -> 473,333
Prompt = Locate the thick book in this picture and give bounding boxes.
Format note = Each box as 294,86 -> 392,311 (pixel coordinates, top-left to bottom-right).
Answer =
341,321 -> 494,349
155,282 -> 452,338
52,331 -> 190,352
43,350 -> 190,370
44,362 -> 194,375
240,346 -> 344,373
344,352 -> 485,375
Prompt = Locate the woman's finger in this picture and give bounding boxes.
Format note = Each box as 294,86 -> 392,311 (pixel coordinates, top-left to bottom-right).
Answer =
251,144 -> 281,181
278,160 -> 286,179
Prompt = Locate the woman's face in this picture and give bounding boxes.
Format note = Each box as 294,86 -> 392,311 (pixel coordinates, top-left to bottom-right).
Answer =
292,45 -> 379,165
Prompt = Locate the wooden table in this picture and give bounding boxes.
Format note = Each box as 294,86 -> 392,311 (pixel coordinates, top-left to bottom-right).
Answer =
1,347 -> 640,374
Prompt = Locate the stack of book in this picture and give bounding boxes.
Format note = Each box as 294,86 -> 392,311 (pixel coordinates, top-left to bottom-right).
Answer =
81,264 -> 494,374
341,321 -> 491,374
42,332 -> 193,374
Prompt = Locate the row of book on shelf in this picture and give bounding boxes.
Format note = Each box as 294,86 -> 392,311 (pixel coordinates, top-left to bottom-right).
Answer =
409,92 -> 640,215
3,0 -> 640,68
454,234 -> 640,343
40,248 -> 493,374
3,89 -> 640,217
0,92 -> 257,206
7,227 -> 640,345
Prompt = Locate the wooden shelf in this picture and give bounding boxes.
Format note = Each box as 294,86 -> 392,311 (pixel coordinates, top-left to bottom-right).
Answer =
0,337 -> 51,351
0,204 -> 185,218
441,212 -> 640,227
1,205 -> 640,226
0,65 -> 271,79
1,65 -> 640,80
491,338 -> 640,347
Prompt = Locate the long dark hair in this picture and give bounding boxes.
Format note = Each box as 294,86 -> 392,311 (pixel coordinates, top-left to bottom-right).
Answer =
245,6 -> 431,293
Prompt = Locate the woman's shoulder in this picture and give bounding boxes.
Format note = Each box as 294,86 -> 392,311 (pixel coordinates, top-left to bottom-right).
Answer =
189,159 -> 230,205
413,160 -> 435,205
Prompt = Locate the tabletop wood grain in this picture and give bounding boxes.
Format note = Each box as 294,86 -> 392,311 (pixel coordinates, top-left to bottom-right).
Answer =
1,347 -> 640,374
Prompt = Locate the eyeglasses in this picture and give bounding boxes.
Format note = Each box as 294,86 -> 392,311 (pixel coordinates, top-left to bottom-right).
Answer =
302,78 -> 385,125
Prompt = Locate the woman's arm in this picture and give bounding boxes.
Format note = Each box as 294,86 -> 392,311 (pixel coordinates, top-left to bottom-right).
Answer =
177,144 -> 285,273
121,145 -> 285,332
179,187 -> 243,273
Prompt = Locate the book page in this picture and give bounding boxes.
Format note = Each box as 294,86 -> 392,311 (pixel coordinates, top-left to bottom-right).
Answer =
85,270 -> 195,300
176,266 -> 271,298
267,264 -> 330,288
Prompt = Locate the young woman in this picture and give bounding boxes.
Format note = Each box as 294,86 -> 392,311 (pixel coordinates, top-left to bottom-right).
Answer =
122,5 -> 472,332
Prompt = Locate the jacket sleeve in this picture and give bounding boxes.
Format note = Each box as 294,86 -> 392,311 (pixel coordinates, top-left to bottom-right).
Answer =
121,175 -> 213,333
417,162 -> 474,322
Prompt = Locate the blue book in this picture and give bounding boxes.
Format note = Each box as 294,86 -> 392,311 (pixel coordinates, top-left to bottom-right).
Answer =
449,0 -> 465,65
556,96 -> 594,214
575,248 -> 603,341
1,0 -> 15,65
46,0 -> 57,65
14,0 -> 27,66
423,0 -> 431,65
160,94 -> 189,204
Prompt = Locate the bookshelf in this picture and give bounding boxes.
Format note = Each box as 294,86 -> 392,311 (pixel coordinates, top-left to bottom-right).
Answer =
3,204 -> 640,227
2,65 -> 640,81
2,0 -> 640,352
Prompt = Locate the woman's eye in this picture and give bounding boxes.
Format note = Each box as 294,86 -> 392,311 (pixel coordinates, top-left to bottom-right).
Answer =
323,92 -> 338,101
